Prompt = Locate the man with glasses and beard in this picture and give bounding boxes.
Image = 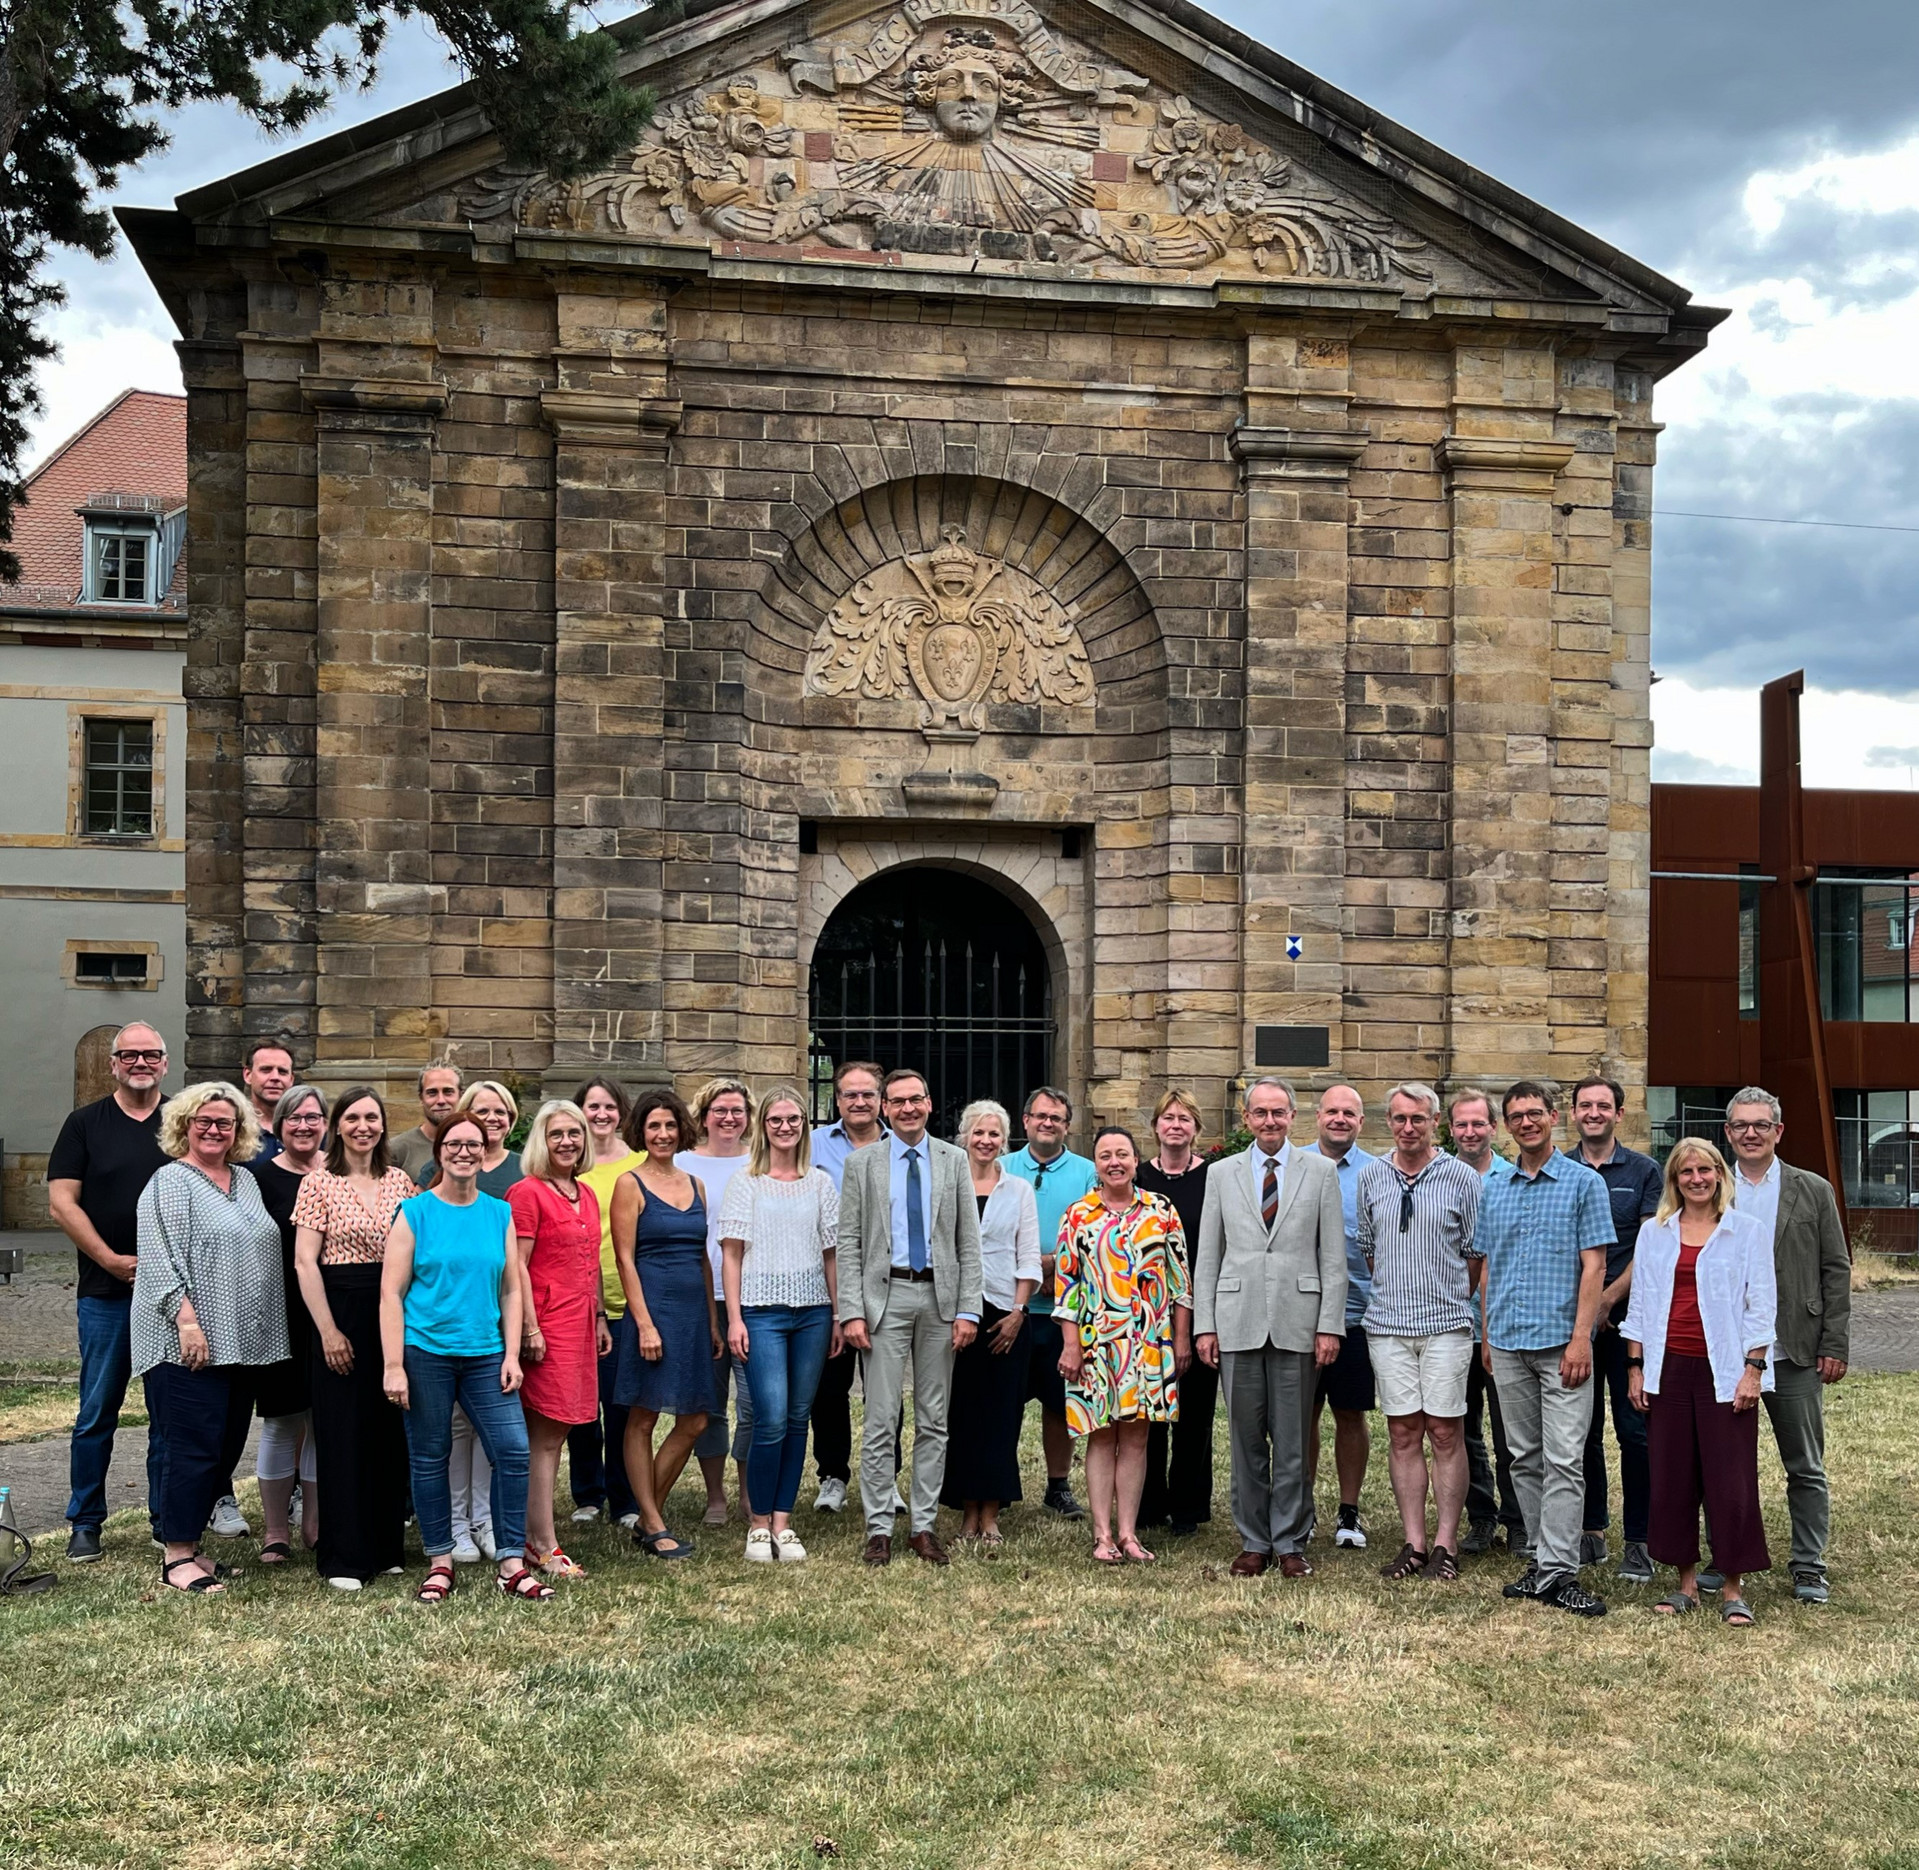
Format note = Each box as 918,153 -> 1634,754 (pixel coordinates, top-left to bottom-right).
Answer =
49,1021 -> 172,1561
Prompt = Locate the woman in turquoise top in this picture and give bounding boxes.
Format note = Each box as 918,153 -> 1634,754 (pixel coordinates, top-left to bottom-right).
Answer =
380,1113 -> 552,1603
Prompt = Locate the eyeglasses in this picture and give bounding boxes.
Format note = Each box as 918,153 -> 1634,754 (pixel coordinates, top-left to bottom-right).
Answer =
1388,1112 -> 1433,1128
1727,1120 -> 1777,1135
114,1049 -> 165,1064
765,1115 -> 804,1130
1506,1108 -> 1551,1125
1027,1110 -> 1067,1125
442,1140 -> 484,1155
887,1094 -> 932,1107
190,1117 -> 235,1135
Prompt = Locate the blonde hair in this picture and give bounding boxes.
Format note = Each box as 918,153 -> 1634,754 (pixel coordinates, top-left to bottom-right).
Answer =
520,1099 -> 589,1183
955,1099 -> 1012,1153
691,1076 -> 756,1140
1656,1137 -> 1734,1224
455,1079 -> 520,1128
1152,1089 -> 1204,1129
747,1085 -> 812,1177
158,1082 -> 259,1164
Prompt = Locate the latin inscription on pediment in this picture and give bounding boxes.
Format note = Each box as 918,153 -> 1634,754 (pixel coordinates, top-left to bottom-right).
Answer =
461,0 -> 1431,284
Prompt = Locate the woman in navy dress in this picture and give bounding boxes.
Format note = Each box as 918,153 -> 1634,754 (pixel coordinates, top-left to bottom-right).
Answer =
610,1088 -> 722,1558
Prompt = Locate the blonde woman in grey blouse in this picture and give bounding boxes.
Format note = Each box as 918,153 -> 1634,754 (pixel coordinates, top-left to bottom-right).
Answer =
133,1081 -> 288,1594
718,1086 -> 842,1563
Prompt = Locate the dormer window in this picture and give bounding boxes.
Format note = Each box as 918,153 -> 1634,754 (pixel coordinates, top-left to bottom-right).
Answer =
90,524 -> 153,602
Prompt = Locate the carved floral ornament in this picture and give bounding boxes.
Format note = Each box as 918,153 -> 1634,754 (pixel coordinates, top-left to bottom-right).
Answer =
460,0 -> 1431,282
802,527 -> 1095,733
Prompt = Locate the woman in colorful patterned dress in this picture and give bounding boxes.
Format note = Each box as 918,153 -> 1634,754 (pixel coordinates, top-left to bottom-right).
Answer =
1055,1126 -> 1193,1566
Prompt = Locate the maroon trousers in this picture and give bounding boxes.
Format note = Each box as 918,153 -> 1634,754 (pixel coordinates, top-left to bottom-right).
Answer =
1647,1353 -> 1770,1576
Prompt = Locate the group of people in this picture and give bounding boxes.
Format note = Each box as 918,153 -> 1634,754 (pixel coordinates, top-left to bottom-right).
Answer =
50,1023 -> 1850,1621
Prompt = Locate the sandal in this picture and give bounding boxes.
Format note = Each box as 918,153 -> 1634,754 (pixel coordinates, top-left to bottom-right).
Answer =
978,1530 -> 1004,1551
1720,1595 -> 1756,1626
160,1556 -> 224,1595
526,1544 -> 587,1580
1091,1539 -> 1123,1566
259,1540 -> 293,1566
497,1564 -> 556,1600
1425,1545 -> 1459,1582
1379,1543 -> 1428,1581
415,1562 -> 455,1605
1119,1537 -> 1157,1565
1654,1592 -> 1700,1616
635,1527 -> 695,1561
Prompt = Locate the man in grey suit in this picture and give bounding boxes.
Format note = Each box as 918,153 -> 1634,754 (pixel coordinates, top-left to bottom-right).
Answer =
1192,1077 -> 1347,1577
837,1068 -> 983,1567
1724,1087 -> 1851,1603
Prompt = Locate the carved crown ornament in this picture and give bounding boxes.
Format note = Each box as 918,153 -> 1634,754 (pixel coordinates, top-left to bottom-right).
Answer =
802,526 -> 1095,735
459,0 -> 1431,283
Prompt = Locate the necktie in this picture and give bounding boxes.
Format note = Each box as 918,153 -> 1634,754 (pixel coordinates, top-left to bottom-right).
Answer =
905,1147 -> 928,1272
1261,1154 -> 1278,1230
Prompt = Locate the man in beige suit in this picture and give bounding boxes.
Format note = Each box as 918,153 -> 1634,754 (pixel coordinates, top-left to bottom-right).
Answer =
1193,1077 -> 1347,1577
837,1069 -> 983,1568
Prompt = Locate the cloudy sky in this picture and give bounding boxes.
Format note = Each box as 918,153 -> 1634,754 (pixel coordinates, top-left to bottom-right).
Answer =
25,0 -> 1919,786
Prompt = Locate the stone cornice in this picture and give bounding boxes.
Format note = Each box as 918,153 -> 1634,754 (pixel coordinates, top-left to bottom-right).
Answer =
540,388 -> 684,447
1231,425 -> 1369,483
1436,434 -> 1576,491
300,374 -> 447,431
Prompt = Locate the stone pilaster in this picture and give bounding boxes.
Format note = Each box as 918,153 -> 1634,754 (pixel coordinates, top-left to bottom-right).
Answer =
1440,336 -> 1574,1091
300,280 -> 446,1077
543,290 -> 680,1084
1231,400 -> 1365,1078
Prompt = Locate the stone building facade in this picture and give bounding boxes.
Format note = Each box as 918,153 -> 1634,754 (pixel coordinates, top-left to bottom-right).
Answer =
126,0 -> 1718,1136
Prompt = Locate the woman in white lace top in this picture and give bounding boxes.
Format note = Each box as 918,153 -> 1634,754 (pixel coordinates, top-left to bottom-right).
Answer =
718,1086 -> 842,1563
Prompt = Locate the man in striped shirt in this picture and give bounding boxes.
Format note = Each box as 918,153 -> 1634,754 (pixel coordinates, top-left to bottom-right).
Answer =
1354,1083 -> 1484,1584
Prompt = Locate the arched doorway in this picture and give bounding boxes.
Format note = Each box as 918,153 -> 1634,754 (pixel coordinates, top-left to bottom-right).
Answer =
807,869 -> 1055,1140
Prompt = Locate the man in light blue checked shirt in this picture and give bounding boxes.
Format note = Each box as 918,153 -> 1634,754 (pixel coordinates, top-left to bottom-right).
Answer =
1476,1080 -> 1614,1619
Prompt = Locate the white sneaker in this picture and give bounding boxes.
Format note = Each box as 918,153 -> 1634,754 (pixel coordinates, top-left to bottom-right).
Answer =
475,1526 -> 498,1562
616,1512 -> 640,1531
775,1528 -> 808,1563
289,1483 -> 304,1532
1334,1516 -> 1367,1550
325,1575 -> 363,1592
571,1505 -> 600,1524
890,1484 -> 907,1516
449,1534 -> 483,1565
745,1527 -> 777,1563
208,1494 -> 250,1538
815,1477 -> 848,1514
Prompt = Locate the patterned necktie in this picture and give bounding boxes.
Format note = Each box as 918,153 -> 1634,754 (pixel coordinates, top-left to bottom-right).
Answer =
905,1147 -> 928,1272
1261,1154 -> 1278,1230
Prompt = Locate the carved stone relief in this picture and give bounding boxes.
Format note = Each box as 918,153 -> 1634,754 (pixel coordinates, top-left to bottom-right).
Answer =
803,526 -> 1094,734
460,0 -> 1431,282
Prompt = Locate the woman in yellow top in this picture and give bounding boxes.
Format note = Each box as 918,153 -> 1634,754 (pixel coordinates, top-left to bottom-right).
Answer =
1056,1126 -> 1192,1566
567,1076 -> 646,1530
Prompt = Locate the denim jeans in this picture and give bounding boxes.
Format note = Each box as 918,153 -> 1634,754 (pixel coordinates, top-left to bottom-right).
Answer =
400,1347 -> 531,1559
67,1292 -> 163,1530
144,1361 -> 255,1544
740,1305 -> 834,1516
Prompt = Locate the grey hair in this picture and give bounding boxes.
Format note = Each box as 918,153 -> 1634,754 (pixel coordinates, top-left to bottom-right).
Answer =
1726,1086 -> 1783,1125
417,1060 -> 463,1093
1244,1076 -> 1296,1112
1386,1082 -> 1442,1116
271,1084 -> 328,1130
956,1099 -> 1013,1152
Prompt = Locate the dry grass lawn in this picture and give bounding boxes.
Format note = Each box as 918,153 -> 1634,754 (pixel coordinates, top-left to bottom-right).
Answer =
4,1376 -> 1918,1870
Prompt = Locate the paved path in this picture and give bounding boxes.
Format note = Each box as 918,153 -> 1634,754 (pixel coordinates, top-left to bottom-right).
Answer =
1848,1285 -> 1919,1375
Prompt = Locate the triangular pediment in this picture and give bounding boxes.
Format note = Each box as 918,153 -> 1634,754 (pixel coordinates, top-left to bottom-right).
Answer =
157,0 -> 1699,318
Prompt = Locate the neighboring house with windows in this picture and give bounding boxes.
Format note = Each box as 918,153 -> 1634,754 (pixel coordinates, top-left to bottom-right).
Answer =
0,390 -> 187,1225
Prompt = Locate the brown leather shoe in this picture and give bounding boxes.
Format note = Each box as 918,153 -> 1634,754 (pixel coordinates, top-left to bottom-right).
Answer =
1278,1552 -> 1313,1579
861,1534 -> 892,1568
1229,1549 -> 1272,1578
907,1531 -> 950,1567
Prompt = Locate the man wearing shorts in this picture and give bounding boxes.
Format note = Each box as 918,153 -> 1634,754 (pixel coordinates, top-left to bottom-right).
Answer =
1354,1083 -> 1484,1584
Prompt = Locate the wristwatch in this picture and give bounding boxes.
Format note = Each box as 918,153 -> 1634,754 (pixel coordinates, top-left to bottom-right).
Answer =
1744,1355 -> 1767,1372
1624,1356 -> 1644,1369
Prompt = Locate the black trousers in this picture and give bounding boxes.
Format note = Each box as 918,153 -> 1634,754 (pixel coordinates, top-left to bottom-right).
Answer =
1582,1325 -> 1651,1541
1464,1345 -> 1523,1533
309,1264 -> 409,1582
1139,1354 -> 1220,1527
145,1361 -> 257,1545
564,1336 -> 634,1519
940,1305 -> 1029,1508
811,1341 -> 900,1483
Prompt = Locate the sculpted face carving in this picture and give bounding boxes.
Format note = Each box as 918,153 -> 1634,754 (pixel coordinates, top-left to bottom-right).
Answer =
929,57 -> 1000,141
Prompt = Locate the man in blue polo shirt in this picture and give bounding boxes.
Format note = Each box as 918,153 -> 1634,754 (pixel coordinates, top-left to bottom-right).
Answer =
1569,1076 -> 1662,1583
1003,1085 -> 1098,1519
1476,1080 -> 1614,1618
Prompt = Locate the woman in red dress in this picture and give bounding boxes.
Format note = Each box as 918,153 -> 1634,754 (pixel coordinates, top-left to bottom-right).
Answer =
512,1100 -> 610,1578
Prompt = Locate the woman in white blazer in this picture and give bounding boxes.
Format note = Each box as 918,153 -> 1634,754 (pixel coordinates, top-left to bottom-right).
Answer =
1622,1137 -> 1776,1625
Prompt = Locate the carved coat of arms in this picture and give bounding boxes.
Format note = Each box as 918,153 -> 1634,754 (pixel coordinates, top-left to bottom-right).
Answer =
804,527 -> 1094,732
461,0 -> 1431,283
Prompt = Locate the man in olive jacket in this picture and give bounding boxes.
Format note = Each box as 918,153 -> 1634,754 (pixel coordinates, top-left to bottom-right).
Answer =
1724,1088 -> 1852,1603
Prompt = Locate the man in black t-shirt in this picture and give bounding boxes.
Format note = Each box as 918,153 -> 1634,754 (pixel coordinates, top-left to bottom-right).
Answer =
47,1021 -> 170,1561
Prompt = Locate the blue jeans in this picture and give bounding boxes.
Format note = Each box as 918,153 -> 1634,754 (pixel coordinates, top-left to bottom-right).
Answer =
565,1336 -> 634,1519
740,1305 -> 834,1516
401,1347 -> 531,1559
68,1293 -> 163,1530
144,1362 -> 255,1544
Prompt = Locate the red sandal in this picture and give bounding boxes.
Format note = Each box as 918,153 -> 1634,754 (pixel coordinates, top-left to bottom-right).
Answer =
497,1564 -> 555,1601
415,1561 -> 455,1605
